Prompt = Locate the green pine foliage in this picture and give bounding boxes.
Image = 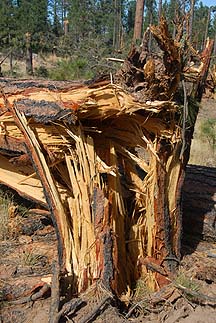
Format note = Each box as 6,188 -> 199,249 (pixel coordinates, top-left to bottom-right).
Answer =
48,58 -> 93,80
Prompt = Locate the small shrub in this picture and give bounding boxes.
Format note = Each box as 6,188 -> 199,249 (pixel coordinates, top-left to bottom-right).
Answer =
34,66 -> 49,78
48,58 -> 93,80
200,118 -> 216,151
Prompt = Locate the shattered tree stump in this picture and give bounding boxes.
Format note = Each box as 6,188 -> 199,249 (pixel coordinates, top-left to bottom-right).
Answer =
0,19 -> 213,300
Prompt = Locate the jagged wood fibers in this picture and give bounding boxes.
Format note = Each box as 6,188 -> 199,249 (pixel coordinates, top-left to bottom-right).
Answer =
0,19 -> 213,301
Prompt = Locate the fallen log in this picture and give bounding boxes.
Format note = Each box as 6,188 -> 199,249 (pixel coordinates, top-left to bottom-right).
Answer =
0,18 -> 213,299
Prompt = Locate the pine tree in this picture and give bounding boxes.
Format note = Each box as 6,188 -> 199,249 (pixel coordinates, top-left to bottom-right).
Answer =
0,0 -> 16,48
15,0 -> 49,74
133,0 -> 145,41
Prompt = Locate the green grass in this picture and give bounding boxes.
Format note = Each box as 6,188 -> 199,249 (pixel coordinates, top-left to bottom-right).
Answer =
22,250 -> 44,267
174,271 -> 200,292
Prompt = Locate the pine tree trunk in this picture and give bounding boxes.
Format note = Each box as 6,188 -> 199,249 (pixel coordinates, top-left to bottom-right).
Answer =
133,0 -> 145,42
189,0 -> 195,43
25,33 -> 33,75
10,52 -> 13,74
158,0 -> 162,21
113,0 -> 122,50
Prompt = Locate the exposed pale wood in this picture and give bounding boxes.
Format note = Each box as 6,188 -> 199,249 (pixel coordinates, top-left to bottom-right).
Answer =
0,18 -> 213,299
0,155 -> 46,206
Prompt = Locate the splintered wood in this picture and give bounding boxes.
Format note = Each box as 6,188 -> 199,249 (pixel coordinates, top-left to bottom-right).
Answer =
0,19 -> 213,297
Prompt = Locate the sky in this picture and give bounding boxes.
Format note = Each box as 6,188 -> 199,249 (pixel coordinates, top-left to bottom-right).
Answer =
202,0 -> 216,6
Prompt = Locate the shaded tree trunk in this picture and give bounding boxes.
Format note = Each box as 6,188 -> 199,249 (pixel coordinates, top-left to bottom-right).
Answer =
25,32 -> 33,75
10,52 -> 13,74
113,0 -> 122,50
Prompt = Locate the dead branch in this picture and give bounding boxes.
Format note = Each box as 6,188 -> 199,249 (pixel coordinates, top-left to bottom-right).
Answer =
8,283 -> 50,305
78,296 -> 112,323
52,298 -> 84,323
174,283 -> 216,306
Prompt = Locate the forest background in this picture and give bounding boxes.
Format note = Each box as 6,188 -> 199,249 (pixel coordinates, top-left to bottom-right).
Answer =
0,0 -> 216,80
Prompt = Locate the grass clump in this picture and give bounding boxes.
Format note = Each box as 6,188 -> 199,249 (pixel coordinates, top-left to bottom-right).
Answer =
0,191 -> 16,240
22,250 -> 44,267
0,189 -> 29,240
174,271 -> 200,292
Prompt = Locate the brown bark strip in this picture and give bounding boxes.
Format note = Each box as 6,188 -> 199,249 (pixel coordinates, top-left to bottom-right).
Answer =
49,262 -> 60,323
6,102 -> 71,273
9,283 -> 50,305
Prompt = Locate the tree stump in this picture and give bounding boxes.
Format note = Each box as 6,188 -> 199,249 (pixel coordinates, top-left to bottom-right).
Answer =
0,19 -> 213,298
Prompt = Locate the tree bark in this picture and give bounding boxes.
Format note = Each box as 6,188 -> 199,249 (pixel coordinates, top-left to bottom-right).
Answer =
25,32 -> 33,75
189,0 -> 195,44
158,0 -> 163,21
113,0 -> 122,50
133,0 -> 145,42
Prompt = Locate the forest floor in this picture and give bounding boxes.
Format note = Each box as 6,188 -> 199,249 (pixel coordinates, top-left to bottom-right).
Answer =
0,96 -> 215,323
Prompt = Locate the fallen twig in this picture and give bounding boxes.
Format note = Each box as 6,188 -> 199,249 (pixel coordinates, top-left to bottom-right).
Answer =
174,283 -> 216,306
53,298 -> 84,323
106,57 -> 124,63
78,296 -> 112,323
9,283 -> 50,305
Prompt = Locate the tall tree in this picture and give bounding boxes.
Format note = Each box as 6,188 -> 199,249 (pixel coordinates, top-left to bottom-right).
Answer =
0,0 -> 16,48
144,0 -> 157,51
204,6 -> 216,47
126,0 -> 136,34
158,0 -> 163,20
113,0 -> 123,50
133,0 -> 145,42
50,0 -> 63,37
192,3 -> 209,50
189,0 -> 195,44
15,0 -> 48,74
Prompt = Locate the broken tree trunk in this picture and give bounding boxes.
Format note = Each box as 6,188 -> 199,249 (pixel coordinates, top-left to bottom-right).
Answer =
0,18 -> 213,298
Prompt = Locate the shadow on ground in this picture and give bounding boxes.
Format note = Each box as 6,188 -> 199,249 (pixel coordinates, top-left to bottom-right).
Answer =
182,164 -> 216,255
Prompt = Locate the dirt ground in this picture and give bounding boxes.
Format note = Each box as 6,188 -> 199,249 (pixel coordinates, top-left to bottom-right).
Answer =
0,97 -> 215,322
